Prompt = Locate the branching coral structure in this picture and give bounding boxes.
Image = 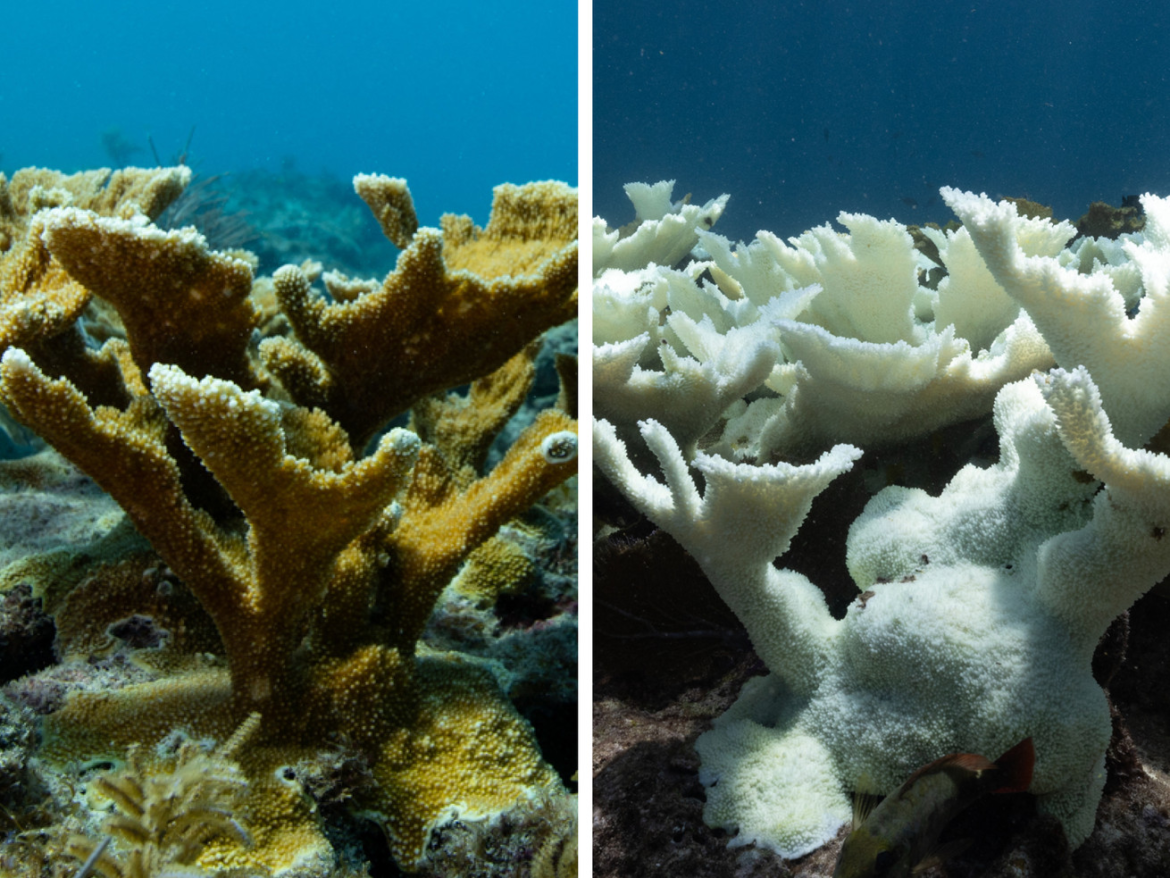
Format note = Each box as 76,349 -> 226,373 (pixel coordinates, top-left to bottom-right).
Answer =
0,166 -> 578,874
594,184 -> 1170,859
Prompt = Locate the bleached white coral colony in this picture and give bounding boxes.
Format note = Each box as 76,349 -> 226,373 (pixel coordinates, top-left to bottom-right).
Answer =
594,181 -> 1170,856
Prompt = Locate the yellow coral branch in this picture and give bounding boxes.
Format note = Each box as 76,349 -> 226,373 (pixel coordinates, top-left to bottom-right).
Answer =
354,174 -> 418,250
39,208 -> 259,388
0,214 -> 90,352
149,363 -> 419,623
262,180 -> 578,448
0,348 -> 247,644
411,340 -> 541,477
382,409 -> 577,649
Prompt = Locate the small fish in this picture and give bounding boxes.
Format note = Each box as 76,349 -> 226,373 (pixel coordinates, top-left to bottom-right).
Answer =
832,737 -> 1034,878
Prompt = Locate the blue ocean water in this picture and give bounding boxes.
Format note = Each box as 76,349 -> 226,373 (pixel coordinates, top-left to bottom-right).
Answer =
594,0 -> 1170,242
1,0 -> 577,228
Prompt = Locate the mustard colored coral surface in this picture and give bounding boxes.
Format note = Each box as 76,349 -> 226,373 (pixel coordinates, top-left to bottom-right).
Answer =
0,166 -> 578,875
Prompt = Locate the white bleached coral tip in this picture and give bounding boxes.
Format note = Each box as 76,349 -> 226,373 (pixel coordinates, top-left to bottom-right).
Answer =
0,347 -> 35,374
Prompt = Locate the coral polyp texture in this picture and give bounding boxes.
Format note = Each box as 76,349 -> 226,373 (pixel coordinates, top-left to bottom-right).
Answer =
0,166 -> 578,875
593,181 -> 1170,859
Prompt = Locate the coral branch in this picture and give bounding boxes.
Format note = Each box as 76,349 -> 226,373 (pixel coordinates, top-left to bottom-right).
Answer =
384,409 -> 577,649
0,167 -> 577,873
263,181 -> 578,447
40,208 -> 258,388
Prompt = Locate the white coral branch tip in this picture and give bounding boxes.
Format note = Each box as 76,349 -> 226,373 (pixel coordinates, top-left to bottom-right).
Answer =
593,417 -> 686,523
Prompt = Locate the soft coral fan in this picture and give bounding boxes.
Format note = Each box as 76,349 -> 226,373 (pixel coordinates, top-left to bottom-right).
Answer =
66,713 -> 259,877
0,167 -> 578,873
594,186 -> 1170,857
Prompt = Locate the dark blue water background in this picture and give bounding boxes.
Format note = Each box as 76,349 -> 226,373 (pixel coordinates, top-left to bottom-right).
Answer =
1,0 -> 577,228
595,1 -> 1170,242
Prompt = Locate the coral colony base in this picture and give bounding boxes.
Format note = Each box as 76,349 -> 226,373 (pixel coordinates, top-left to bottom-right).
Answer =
0,166 -> 578,876
594,181 -> 1170,858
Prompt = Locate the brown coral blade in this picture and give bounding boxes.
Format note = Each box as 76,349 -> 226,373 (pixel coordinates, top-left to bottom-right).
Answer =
0,214 -> 91,351
255,334 -> 332,410
0,211 -> 138,412
441,180 -> 578,277
149,364 -> 421,696
0,350 -> 248,664
39,207 -> 259,388
383,409 -> 577,648
266,181 -> 578,448
0,166 -> 189,227
150,365 -> 419,580
0,169 -> 112,233
411,340 -> 541,477
354,174 -> 418,249
80,166 -> 192,221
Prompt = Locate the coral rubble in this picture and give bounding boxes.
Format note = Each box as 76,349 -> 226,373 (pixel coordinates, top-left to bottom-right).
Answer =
0,166 -> 578,875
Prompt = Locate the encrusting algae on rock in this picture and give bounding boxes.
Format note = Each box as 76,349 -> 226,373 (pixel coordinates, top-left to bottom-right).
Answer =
0,166 -> 578,875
